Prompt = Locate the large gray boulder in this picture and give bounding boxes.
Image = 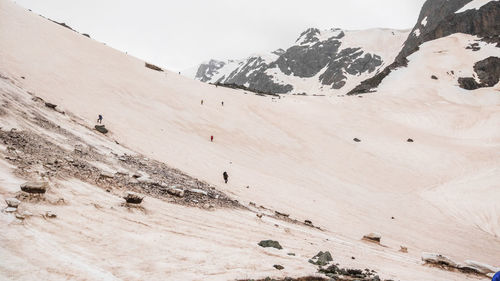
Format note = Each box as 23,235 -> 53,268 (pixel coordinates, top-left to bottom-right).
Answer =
95,125 -> 108,134
20,182 -> 48,194
309,251 -> 333,266
123,192 -> 144,204
258,240 -> 283,250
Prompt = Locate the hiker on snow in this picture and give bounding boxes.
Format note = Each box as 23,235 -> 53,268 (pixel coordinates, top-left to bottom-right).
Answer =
210,135 -> 214,142
223,171 -> 228,184
492,272 -> 500,281
97,114 -> 103,124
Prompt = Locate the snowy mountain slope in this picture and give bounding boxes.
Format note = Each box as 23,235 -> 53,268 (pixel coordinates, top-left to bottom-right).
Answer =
1,0 -> 500,280
193,28 -> 409,95
349,0 -> 500,95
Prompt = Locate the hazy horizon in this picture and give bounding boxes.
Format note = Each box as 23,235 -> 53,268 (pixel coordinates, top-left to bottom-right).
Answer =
15,0 -> 426,71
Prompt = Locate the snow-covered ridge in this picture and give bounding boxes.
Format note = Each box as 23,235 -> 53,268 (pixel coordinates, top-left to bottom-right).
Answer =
456,0 -> 499,13
193,27 -> 409,95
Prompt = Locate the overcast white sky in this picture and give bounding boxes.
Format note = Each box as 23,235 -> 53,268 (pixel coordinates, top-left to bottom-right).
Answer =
15,0 -> 426,71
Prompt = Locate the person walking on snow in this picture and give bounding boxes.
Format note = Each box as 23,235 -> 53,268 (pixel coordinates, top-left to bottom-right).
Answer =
221,101 -> 224,106
210,135 -> 214,142
97,114 -> 103,124
223,171 -> 228,184
201,99 -> 204,105
492,271 -> 500,281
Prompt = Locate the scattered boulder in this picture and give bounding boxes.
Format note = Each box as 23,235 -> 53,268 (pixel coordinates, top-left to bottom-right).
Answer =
353,138 -> 361,142
275,211 -> 290,217
15,213 -> 25,220
256,213 -> 263,218
95,125 -> 108,134
100,171 -> 115,179
5,198 -> 21,208
123,192 -> 144,204
45,211 -> 57,218
431,75 -> 438,80
421,252 -> 458,268
309,251 -> 333,266
287,253 -> 296,256
20,181 -> 48,194
258,240 -> 283,250
463,260 -> 498,275
273,264 -> 284,270
304,219 -> 313,226
82,33 -> 90,38
362,233 -> 381,243
145,62 -> 163,72
44,102 -> 57,109
399,246 -> 408,253
407,138 -> 414,142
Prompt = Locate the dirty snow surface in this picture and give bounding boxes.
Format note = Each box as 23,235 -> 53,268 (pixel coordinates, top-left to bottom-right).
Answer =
0,1 -> 499,281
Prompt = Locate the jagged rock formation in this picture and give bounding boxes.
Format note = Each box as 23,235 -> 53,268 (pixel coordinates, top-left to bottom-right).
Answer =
458,56 -> 500,89
193,28 -> 408,95
348,0 -> 500,95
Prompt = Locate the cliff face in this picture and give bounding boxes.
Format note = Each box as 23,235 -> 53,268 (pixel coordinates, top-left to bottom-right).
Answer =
348,0 -> 500,95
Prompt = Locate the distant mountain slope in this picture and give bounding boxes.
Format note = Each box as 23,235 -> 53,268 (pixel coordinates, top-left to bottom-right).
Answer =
348,0 -> 500,95
193,28 -> 409,95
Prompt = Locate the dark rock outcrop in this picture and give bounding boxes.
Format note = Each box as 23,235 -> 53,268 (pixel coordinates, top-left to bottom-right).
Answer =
20,181 -> 48,194
258,240 -> 283,250
309,251 -> 333,266
458,77 -> 480,90
95,125 -> 108,134
348,0 -> 500,95
473,56 -> 500,87
458,56 -> 500,90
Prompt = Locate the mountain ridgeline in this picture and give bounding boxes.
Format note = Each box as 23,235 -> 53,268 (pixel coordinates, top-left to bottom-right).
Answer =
193,0 -> 499,96
193,28 -> 409,95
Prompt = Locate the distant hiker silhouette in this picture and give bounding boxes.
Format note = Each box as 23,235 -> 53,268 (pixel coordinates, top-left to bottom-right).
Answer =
97,114 -> 103,124
493,272 -> 500,281
223,171 -> 228,184
201,99 -> 204,105
221,101 -> 224,106
210,135 -> 213,142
